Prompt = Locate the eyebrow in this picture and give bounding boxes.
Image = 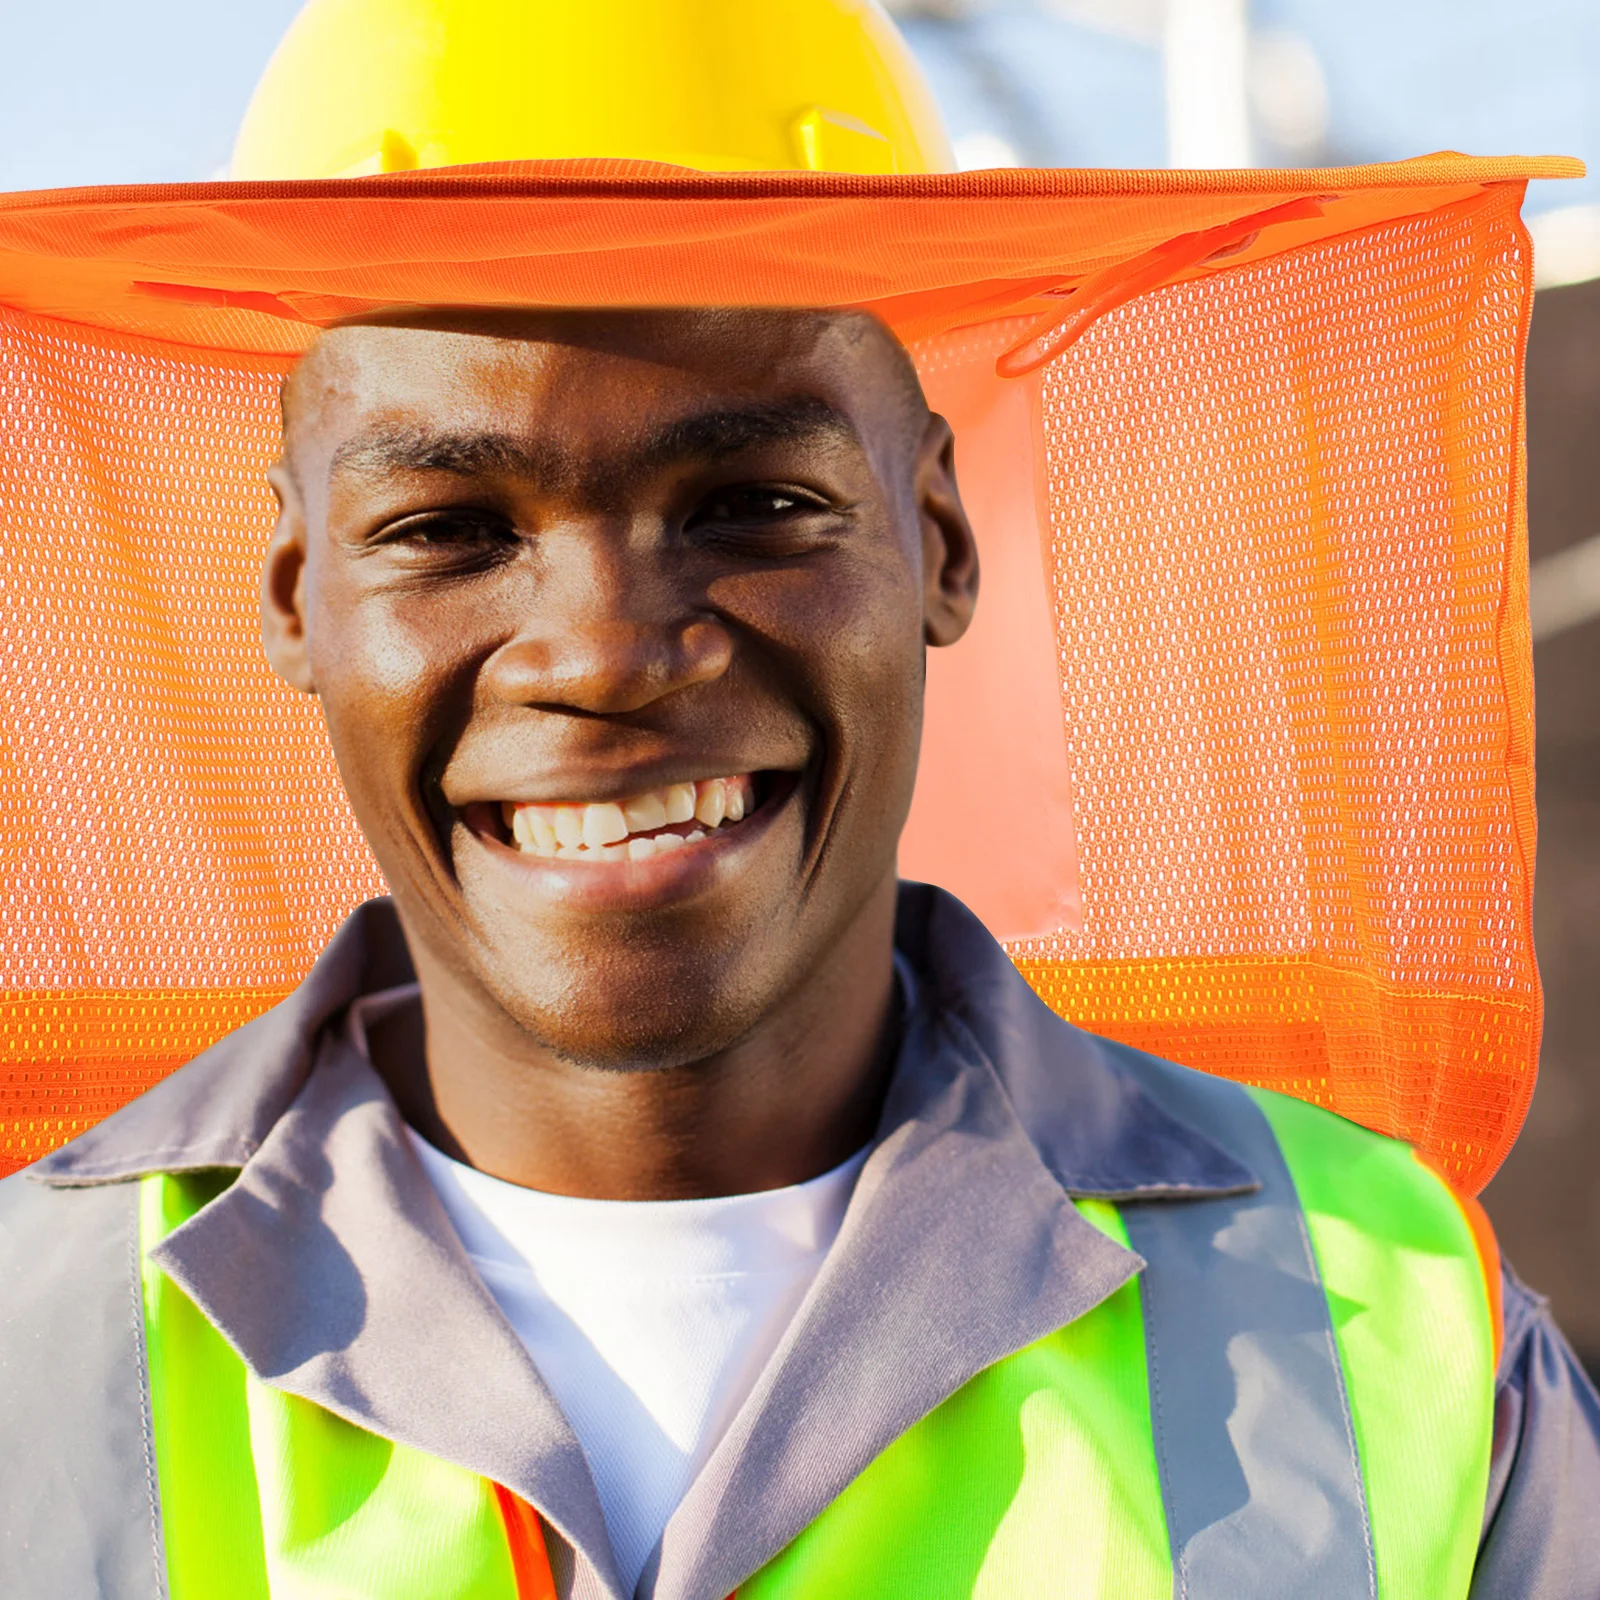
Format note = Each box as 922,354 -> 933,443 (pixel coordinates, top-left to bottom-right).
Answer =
327,396 -> 862,488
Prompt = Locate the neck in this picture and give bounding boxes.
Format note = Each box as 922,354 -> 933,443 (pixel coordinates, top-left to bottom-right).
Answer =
372,884 -> 901,1200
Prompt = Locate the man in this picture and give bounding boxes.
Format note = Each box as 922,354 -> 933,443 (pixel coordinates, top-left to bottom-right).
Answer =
4,296 -> 1598,1598
4,5 -> 1599,1599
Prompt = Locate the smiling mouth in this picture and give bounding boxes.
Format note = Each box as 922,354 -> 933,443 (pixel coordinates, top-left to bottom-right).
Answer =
499,774 -> 760,863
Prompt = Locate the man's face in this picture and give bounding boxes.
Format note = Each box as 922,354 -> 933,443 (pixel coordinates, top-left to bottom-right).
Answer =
264,309 -> 975,1070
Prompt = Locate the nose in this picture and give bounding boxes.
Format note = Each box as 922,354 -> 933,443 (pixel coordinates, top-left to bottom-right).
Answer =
483,527 -> 733,716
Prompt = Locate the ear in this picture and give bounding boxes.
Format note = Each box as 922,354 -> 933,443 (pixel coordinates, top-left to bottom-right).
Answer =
916,414 -> 979,648
261,461 -> 316,693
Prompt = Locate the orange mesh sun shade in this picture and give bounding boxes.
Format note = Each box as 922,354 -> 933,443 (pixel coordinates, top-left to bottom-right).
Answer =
0,156 -> 1577,1192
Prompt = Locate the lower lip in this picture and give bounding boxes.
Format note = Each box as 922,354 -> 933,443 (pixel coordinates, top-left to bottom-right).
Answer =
458,775 -> 798,913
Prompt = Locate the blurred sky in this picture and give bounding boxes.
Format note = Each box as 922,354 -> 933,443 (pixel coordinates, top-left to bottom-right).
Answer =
0,0 -> 1593,222
898,0 -> 1596,214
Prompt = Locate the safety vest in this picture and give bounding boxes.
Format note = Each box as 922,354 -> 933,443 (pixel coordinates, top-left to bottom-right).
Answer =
139,1079 -> 1497,1600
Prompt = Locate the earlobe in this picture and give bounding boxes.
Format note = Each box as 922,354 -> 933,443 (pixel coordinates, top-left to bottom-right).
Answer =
918,415 -> 980,649
261,462 -> 316,693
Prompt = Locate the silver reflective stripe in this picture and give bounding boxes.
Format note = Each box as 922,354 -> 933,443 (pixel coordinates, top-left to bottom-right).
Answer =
1117,1066 -> 1377,1600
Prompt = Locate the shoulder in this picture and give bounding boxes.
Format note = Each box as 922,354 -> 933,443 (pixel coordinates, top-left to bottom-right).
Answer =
20,896 -> 410,1189
1136,1055 -> 1497,1296
1083,1041 -> 1499,1323
0,1169 -> 163,1599
1243,1081 -> 1451,1197
1104,1038 -> 1478,1237
0,1164 -> 144,1369
1239,1083 -> 1492,1271
1475,1262 -> 1600,1596
0,1159 -> 140,1269
1077,1030 -> 1455,1215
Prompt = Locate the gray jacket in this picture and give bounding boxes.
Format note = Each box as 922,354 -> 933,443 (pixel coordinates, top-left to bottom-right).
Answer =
3,885 -> 1597,1599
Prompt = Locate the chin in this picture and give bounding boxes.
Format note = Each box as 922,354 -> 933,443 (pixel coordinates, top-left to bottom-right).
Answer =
478,930 -> 779,1074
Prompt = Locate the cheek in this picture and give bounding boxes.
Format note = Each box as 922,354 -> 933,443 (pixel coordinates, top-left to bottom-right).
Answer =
711,545 -> 926,781
319,603 -> 444,706
307,575 -> 482,810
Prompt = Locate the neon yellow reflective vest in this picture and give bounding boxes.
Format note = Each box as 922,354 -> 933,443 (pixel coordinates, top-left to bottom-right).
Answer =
140,1083 -> 1497,1600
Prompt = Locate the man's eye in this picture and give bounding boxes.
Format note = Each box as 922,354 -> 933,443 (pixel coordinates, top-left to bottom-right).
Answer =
384,512 -> 517,552
689,487 -> 822,528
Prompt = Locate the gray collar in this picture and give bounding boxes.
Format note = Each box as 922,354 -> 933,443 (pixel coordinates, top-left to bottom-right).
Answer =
34,884 -> 1257,1600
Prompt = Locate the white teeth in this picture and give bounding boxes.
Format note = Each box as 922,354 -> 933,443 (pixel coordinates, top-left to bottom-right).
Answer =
518,808 -> 556,852
582,802 -> 628,850
694,781 -> 727,828
663,783 -> 696,825
505,774 -> 758,861
622,792 -> 668,832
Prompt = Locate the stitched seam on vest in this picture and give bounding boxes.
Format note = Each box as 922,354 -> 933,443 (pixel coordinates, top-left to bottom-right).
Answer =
129,1189 -> 169,1600
1285,1188 -> 1378,1599
1129,1188 -> 1191,1599
1138,1265 -> 1183,1600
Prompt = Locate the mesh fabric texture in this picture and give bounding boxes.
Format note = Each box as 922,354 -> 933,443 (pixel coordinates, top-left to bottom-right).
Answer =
1009,186 -> 1539,1191
0,161 -> 1558,1190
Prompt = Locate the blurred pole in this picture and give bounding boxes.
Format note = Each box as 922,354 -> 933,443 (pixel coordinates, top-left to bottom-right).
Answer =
1165,0 -> 1252,167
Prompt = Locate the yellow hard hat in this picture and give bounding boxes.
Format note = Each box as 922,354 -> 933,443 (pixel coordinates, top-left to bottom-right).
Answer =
231,0 -> 955,179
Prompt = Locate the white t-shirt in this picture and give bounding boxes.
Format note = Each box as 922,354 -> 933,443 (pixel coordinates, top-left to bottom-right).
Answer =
407,1128 -> 867,1593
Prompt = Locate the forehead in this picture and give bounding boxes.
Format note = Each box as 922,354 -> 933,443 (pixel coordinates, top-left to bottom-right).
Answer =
284,308 -> 918,463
